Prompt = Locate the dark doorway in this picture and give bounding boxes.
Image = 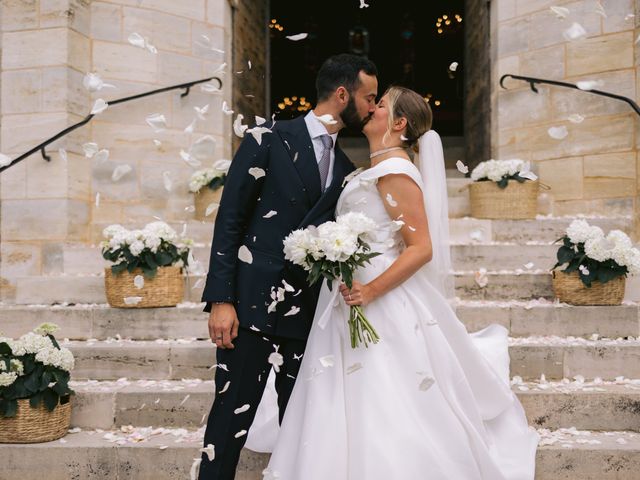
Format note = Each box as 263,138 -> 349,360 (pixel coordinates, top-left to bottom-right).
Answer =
268,1 -> 465,137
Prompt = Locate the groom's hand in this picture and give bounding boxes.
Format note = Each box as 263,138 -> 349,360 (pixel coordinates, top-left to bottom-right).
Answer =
209,303 -> 239,349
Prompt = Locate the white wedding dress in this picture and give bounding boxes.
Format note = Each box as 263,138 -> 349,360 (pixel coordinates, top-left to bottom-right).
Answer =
249,157 -> 539,480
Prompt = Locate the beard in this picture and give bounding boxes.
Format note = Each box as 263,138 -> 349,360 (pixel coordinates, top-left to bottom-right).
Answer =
340,96 -> 370,131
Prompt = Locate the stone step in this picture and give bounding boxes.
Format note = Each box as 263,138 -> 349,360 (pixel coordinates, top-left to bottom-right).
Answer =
2,302 -> 639,341
58,338 -> 640,381
1,428 -> 639,479
66,378 -> 640,432
9,270 -> 554,305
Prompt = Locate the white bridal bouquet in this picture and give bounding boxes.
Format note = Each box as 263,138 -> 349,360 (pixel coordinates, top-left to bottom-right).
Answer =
283,212 -> 381,348
553,219 -> 640,286
0,323 -> 74,418
101,221 -> 193,278
188,159 -> 231,193
470,159 -> 537,188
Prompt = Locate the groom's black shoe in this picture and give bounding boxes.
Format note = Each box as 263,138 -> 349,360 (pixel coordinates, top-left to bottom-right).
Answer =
198,327 -> 305,480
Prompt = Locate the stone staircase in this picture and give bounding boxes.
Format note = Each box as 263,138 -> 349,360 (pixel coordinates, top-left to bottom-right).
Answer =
2,186 -> 640,478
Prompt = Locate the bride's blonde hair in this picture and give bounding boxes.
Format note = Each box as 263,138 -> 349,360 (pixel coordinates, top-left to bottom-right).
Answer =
383,86 -> 432,153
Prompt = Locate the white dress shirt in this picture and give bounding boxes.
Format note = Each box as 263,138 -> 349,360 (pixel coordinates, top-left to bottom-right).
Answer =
304,111 -> 339,190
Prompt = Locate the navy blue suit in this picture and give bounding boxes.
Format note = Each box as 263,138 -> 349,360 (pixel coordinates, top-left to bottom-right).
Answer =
199,115 -> 355,479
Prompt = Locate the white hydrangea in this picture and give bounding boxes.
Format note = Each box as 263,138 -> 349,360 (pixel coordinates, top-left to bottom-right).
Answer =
316,222 -> 359,262
35,346 -> 75,372
10,332 -> 54,356
189,163 -> 229,193
0,371 -> 17,387
144,222 -> 178,242
566,219 -> 604,244
336,212 -> 377,236
129,240 -> 145,256
470,159 -> 527,182
584,236 -> 615,262
9,359 -> 24,376
34,322 -> 59,336
102,224 -> 127,239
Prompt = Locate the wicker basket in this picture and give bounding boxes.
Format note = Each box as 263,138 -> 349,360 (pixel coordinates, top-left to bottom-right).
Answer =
194,187 -> 223,221
552,270 -> 626,306
469,180 -> 539,219
0,396 -> 71,443
104,265 -> 184,308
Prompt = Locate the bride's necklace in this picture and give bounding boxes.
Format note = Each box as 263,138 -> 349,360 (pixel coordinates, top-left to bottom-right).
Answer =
369,146 -> 405,159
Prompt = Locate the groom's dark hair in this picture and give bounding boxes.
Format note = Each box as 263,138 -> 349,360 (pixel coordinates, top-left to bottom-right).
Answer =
316,54 -> 378,102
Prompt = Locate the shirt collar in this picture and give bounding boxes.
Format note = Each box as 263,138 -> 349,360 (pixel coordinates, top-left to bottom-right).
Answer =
305,111 -> 339,146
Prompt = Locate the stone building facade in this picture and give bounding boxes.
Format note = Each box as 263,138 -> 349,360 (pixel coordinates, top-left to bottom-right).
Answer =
0,0 -> 638,304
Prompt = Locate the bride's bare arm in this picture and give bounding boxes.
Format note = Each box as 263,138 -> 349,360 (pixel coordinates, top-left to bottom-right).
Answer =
340,172 -> 432,306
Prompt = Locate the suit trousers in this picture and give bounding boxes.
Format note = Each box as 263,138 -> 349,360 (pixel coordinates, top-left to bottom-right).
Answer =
198,326 -> 306,480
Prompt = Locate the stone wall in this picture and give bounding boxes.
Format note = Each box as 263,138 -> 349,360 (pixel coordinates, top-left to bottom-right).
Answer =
491,0 -> 639,234
0,0 -> 233,302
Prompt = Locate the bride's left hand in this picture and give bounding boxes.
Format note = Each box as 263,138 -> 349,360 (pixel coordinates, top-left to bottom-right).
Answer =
339,281 -> 376,306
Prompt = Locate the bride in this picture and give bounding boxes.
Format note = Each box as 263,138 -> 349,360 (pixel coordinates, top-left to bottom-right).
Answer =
251,86 -> 539,479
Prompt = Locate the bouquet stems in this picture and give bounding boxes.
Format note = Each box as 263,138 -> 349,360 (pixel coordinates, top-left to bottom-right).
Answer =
348,305 -> 380,348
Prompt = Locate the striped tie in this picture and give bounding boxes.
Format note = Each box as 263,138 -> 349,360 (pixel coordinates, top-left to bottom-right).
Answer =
318,134 -> 333,191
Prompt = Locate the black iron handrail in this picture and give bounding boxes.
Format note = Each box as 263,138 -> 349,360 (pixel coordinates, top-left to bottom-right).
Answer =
500,74 -> 640,117
0,76 -> 223,174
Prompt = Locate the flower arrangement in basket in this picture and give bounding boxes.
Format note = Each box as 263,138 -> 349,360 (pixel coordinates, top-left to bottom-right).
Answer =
189,159 -> 231,221
468,159 -> 542,219
551,219 -> 640,305
0,323 -> 74,443
101,221 -> 193,308
283,212 -> 382,348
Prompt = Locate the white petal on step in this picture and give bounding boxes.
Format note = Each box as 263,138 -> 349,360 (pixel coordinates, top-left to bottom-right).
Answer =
0,153 -> 12,167
189,457 -> 201,480
419,376 -> 435,391
200,444 -> 215,461
469,229 -> 484,242
263,210 -> 277,218
162,171 -> 172,192
550,6 -> 570,19
123,296 -> 143,305
233,114 -> 248,137
146,113 -> 167,132
83,142 -> 99,158
286,33 -> 308,41
234,404 -> 250,414
128,32 -> 146,48
449,61 -> 458,72
248,167 -> 266,179
563,22 -> 587,41
83,72 -> 116,92
577,79 -> 604,91
547,126 -> 568,140
112,164 -> 132,182
284,306 -> 300,316
238,245 -> 253,264
234,430 -> 247,438
205,203 -> 219,216
346,363 -> 363,374
91,99 -> 109,114
134,275 -> 144,289
316,114 -> 337,125
218,381 -> 231,394
222,101 -> 234,116
319,355 -> 334,368
568,113 -> 585,124
385,193 -> 398,207
255,115 -> 266,125
94,149 -> 110,163
625,14 -> 635,21
456,160 -> 468,174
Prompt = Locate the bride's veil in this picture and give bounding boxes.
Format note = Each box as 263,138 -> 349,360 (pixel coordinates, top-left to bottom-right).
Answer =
415,130 -> 454,301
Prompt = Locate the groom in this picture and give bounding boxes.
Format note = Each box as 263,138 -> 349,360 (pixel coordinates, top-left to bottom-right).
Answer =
198,53 -> 378,479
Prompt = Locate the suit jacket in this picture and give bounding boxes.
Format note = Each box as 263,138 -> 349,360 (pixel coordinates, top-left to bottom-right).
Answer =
202,115 -> 356,340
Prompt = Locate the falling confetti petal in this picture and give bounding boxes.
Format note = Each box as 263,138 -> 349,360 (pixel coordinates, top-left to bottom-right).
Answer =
625,14 -> 635,21
128,32 -> 146,48
419,376 -> 435,391
563,22 -> 587,41
577,80 -> 603,91
180,150 -> 202,168
474,268 -> 488,288
456,160 -> 468,174
91,99 -> 108,114
282,279 -> 295,292
58,148 -> 68,162
550,6 -> 570,19
248,167 -> 266,179
263,210 -> 277,218
233,114 -> 248,137
112,164 -> 133,182
222,101 -> 234,116
247,126 -> 272,145
153,139 -> 162,148
385,193 -> 398,207
316,114 -> 337,125
95,192 -> 101,207
268,348 -> 284,373
134,275 -> 144,289
201,83 -> 221,93
248,60 -> 252,70
548,126 -> 568,140
218,381 -> 230,394
359,0 -> 369,7
234,430 -> 247,438
594,1 -> 606,18
83,142 -> 99,158
162,171 -> 172,192
284,306 -> 300,316
123,296 -> 143,305
238,245 -> 253,264
523,262 -> 535,270
195,104 -> 210,120
346,363 -> 363,374
449,62 -> 458,72
0,153 -> 12,167
286,33 -> 308,41
205,203 -> 219,216
255,115 -> 266,125
146,113 -> 167,132
184,119 -> 196,134
200,444 -> 215,461
94,149 -> 109,163
568,113 -> 584,124
189,458 -> 201,480
319,355 -> 335,367
83,73 -> 116,92
234,404 -> 250,414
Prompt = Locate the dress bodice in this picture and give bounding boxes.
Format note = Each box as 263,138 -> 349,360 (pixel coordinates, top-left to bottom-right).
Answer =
336,157 -> 425,255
